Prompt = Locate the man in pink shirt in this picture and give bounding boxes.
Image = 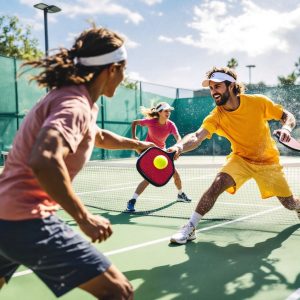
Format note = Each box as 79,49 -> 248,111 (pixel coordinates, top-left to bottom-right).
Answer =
0,28 -> 153,299
126,102 -> 191,212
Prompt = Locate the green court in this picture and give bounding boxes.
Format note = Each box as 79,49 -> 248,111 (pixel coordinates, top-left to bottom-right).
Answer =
1,156 -> 300,300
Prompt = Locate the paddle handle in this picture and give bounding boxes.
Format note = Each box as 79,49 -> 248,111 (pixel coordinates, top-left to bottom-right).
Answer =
167,150 -> 176,160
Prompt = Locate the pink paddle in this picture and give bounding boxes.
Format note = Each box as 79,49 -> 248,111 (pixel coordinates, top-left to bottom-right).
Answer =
136,147 -> 175,187
274,132 -> 300,151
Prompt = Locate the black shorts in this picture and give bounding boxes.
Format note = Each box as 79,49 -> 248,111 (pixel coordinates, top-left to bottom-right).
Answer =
0,215 -> 111,297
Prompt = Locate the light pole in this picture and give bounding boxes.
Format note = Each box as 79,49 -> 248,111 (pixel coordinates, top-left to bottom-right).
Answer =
246,64 -> 256,85
33,3 -> 61,57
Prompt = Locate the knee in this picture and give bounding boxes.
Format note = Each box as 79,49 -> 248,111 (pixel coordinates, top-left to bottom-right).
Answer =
277,195 -> 300,210
0,277 -> 6,289
173,176 -> 180,185
82,266 -> 134,300
279,197 -> 298,210
173,171 -> 180,180
102,279 -> 134,300
207,175 -> 229,196
283,202 -> 294,210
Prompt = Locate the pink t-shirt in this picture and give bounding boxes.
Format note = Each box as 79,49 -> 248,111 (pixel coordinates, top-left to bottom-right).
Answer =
0,85 -> 98,220
139,118 -> 179,148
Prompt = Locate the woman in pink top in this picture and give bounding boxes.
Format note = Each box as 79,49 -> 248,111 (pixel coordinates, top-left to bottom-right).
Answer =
0,27 -> 154,299
126,102 -> 191,212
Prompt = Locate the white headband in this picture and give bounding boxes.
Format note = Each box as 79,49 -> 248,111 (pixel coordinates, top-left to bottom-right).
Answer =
156,103 -> 174,112
202,72 -> 236,87
77,45 -> 127,66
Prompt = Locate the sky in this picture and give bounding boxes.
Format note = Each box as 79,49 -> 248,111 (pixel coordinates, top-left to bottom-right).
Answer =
1,0 -> 300,90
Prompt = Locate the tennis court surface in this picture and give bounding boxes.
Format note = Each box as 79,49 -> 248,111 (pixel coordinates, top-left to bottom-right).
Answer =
1,155 -> 300,300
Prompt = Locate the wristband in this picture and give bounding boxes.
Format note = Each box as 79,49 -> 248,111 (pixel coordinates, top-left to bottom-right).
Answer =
174,144 -> 183,151
282,125 -> 292,132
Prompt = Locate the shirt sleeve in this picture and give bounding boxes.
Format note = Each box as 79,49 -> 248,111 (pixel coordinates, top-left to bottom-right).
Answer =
200,109 -> 219,139
169,121 -> 179,136
259,95 -> 283,121
138,119 -> 152,126
42,97 -> 91,153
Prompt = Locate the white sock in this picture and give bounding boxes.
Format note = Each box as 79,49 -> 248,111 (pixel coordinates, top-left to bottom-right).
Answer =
132,193 -> 139,200
178,189 -> 183,195
189,212 -> 202,227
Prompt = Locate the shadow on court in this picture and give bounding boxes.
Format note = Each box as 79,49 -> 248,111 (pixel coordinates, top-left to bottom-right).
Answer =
124,224 -> 300,300
65,210 -> 180,229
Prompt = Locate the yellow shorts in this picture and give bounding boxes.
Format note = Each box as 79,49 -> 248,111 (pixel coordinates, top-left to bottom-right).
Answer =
220,154 -> 292,199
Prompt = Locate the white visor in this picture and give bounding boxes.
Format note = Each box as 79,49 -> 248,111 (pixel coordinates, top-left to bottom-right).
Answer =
77,45 -> 127,66
202,72 -> 236,87
156,103 -> 174,112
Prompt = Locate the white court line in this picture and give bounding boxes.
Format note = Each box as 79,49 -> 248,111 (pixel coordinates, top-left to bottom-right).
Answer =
12,206 -> 283,278
13,269 -> 33,277
286,288 -> 300,300
77,186 -> 134,195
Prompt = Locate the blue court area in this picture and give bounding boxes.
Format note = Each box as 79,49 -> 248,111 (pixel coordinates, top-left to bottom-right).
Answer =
1,156 -> 300,299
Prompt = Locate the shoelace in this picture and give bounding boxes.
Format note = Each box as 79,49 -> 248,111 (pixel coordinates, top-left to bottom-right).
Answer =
180,224 -> 193,235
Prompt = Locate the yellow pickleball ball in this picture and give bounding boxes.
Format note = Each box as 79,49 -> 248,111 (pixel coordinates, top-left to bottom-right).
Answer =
153,155 -> 168,169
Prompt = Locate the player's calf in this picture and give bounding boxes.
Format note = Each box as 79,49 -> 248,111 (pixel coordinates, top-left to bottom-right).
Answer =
80,265 -> 134,300
0,277 -> 6,289
277,195 -> 300,219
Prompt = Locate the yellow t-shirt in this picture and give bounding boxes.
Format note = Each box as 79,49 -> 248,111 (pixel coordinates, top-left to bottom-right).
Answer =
201,94 -> 283,164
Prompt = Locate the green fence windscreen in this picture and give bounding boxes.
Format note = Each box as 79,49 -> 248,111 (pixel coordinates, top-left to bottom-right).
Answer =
0,55 -> 300,165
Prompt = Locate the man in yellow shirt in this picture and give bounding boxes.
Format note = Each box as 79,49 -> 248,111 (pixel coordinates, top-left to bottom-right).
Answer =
169,67 -> 300,244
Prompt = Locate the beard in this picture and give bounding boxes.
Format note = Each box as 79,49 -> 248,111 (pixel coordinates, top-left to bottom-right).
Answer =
213,89 -> 230,106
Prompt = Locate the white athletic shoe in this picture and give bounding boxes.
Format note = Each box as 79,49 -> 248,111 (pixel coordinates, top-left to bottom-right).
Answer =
176,192 -> 192,203
170,222 -> 196,244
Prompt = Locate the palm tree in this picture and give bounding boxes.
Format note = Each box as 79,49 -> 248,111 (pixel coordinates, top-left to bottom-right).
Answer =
278,72 -> 297,86
227,58 -> 239,69
295,57 -> 300,77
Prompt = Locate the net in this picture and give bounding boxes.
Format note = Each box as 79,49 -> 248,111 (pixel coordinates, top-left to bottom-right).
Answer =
71,158 -> 300,225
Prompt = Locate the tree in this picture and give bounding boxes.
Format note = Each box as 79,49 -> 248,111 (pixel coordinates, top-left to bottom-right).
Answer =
122,77 -> 138,90
255,81 -> 267,88
246,81 -> 267,91
0,15 -> 43,60
277,72 -> 297,86
227,58 -> 238,69
295,57 -> 300,78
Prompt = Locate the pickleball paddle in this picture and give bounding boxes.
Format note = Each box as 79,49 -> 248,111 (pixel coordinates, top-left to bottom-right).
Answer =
274,132 -> 300,151
136,147 -> 175,187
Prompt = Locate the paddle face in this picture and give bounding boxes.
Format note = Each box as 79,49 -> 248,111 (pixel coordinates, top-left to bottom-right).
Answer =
136,147 -> 175,187
274,132 -> 300,151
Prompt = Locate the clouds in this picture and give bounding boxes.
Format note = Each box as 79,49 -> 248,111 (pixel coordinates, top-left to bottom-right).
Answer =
159,0 -> 300,57
63,0 -> 144,24
21,0 -> 144,25
119,33 -> 140,49
126,71 -> 146,81
141,0 -> 162,6
13,0 -> 300,88
158,35 -> 172,43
